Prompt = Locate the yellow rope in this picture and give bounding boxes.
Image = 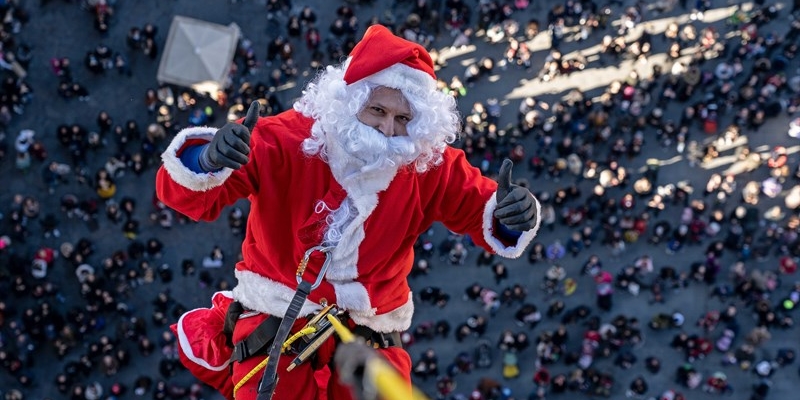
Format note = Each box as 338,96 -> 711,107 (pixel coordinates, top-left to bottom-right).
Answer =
326,314 -> 355,342
233,355 -> 269,397
233,326 -> 319,397
282,326 -> 317,352
368,358 -> 415,400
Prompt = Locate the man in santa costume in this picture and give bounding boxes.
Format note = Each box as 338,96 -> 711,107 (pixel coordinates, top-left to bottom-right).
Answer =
156,25 -> 541,400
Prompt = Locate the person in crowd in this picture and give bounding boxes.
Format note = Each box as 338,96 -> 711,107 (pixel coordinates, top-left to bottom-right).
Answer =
4,2 -> 800,400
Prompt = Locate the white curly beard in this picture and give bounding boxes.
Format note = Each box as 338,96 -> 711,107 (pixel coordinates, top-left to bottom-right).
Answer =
326,115 -> 418,184
319,114 -> 419,249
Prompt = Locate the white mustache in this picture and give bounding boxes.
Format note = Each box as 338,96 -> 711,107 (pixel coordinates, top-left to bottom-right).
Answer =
338,122 -> 418,172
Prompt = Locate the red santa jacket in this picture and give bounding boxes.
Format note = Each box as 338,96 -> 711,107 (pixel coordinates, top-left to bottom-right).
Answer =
156,109 -> 539,333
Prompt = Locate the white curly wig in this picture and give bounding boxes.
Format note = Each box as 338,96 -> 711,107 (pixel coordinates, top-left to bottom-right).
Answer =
294,57 -> 461,173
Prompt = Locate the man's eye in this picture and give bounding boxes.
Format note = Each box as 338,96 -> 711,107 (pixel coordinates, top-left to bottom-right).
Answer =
371,107 -> 384,114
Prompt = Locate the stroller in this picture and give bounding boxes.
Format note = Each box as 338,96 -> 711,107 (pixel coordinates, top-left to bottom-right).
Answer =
446,351 -> 474,376
649,313 -> 681,330
502,351 -> 520,379
474,339 -> 493,369
715,328 -> 737,352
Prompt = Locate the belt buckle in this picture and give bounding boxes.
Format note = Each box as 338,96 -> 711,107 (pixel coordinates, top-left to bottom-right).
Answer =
235,341 -> 248,363
369,332 -> 388,349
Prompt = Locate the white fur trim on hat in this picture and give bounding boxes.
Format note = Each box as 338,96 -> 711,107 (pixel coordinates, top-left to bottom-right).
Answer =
161,126 -> 234,192
348,291 -> 414,333
351,60 -> 437,96
482,192 -> 541,258
233,270 -> 322,317
175,291 -> 233,372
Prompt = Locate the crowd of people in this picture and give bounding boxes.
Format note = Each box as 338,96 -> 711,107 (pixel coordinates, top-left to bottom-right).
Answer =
1,0 -> 800,399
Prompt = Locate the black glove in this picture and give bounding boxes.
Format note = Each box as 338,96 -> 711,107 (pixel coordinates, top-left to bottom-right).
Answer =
198,101 -> 260,171
494,159 -> 538,232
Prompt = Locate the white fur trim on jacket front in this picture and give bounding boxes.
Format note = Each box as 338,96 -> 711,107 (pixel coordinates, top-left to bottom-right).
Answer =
482,192 -> 541,258
332,280 -> 373,314
324,201 -> 370,282
176,291 -> 233,372
233,270 -> 323,318
349,291 -> 415,333
161,126 -> 234,192
234,269 -> 414,333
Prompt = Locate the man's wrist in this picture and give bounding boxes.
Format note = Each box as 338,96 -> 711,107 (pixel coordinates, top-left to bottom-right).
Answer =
180,144 -> 208,173
198,144 -> 222,172
498,222 -> 524,240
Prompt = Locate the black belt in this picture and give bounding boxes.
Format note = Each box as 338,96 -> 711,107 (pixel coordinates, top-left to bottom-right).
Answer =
352,325 -> 403,349
231,313 -> 403,364
231,310 -> 403,363
231,314 -> 282,363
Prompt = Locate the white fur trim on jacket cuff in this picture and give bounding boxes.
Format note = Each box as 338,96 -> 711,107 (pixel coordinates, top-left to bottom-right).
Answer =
161,126 -> 234,192
482,193 -> 541,258
348,292 -> 414,333
233,270 -> 322,318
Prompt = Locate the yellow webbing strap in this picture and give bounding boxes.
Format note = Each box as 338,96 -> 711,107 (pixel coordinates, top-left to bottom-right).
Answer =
325,315 -> 429,400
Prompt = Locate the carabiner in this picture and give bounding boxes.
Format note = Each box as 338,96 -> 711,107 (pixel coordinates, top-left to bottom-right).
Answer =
296,245 -> 334,290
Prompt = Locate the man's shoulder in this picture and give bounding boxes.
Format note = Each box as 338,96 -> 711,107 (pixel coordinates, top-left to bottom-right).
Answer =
441,145 -> 466,158
404,146 -> 473,182
439,145 -> 471,167
258,109 -> 314,142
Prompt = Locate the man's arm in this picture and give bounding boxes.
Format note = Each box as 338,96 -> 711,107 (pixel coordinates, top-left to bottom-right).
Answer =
155,102 -> 261,222
433,151 -> 541,258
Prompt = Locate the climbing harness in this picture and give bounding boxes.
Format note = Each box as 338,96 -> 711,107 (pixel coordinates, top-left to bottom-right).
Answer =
232,303 -> 342,396
256,245 -> 333,400
232,244 -> 405,398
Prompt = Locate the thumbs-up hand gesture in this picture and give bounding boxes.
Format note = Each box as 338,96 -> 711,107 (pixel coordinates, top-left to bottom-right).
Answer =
494,159 -> 538,232
199,101 -> 260,171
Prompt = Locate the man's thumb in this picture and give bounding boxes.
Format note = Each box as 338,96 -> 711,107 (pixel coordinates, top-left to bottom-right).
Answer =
496,159 -> 513,202
241,101 -> 261,131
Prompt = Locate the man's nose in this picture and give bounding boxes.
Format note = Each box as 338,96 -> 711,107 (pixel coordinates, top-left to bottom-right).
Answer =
378,118 -> 394,137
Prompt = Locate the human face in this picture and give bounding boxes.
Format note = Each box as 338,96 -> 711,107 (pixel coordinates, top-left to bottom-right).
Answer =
357,86 -> 413,137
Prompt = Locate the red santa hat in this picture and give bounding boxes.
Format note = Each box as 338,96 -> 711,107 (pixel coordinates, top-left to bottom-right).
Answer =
343,24 -> 436,88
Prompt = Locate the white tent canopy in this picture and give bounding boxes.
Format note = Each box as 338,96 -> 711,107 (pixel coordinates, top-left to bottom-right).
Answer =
157,16 -> 240,99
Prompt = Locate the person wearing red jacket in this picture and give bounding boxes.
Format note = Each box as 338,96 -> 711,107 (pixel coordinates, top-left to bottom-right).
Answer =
156,25 -> 541,400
